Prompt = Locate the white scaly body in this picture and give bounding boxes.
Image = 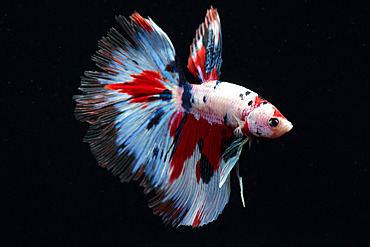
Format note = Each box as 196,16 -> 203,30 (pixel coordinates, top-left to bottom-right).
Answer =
190,80 -> 258,128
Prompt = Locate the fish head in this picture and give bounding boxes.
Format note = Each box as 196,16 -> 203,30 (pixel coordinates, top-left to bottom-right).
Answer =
243,101 -> 293,139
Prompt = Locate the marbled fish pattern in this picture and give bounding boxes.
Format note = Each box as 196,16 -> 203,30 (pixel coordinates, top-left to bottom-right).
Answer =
74,7 -> 292,227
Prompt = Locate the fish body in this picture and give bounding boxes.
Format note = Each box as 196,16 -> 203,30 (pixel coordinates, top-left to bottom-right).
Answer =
74,7 -> 292,227
187,81 -> 292,139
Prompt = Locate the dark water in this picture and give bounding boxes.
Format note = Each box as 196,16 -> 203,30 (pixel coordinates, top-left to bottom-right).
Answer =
3,0 -> 369,246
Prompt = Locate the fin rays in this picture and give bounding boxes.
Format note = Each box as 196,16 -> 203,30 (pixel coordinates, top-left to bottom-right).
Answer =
74,8 -> 248,228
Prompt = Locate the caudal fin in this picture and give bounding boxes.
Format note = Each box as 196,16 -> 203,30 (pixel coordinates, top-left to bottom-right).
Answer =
74,13 -> 185,186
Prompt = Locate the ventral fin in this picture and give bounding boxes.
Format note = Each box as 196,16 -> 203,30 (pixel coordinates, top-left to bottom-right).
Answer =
187,7 -> 222,83
219,138 -> 249,188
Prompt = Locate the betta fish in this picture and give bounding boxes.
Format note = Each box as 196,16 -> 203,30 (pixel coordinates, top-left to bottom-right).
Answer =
74,7 -> 292,227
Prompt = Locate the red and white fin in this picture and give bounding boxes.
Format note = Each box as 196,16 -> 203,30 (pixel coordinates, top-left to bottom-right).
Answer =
187,7 -> 222,82
74,11 -> 242,227
147,112 -> 238,227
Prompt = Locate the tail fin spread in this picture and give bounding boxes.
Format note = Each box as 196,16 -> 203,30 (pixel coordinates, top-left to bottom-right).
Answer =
74,13 -> 184,188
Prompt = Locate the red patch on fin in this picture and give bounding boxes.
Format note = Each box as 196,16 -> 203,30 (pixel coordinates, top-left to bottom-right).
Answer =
192,210 -> 202,227
196,161 -> 200,183
131,13 -> 153,33
208,67 -> 218,81
104,70 -> 167,103
188,46 -> 205,80
168,113 -> 233,182
188,46 -> 218,82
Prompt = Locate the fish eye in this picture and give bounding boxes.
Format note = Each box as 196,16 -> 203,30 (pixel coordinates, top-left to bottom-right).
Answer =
268,118 -> 279,127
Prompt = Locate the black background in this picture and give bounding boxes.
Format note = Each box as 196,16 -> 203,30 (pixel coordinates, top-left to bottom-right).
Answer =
3,0 -> 369,246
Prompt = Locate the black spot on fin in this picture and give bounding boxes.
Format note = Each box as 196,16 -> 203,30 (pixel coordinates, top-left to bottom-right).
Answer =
165,61 -> 176,73
169,114 -> 188,159
159,89 -> 172,101
200,154 -> 214,184
147,108 -> 164,130
198,138 -> 204,151
153,147 -> 159,157
224,114 -> 229,127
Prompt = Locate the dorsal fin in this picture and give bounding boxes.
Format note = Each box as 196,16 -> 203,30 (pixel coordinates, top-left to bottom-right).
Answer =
187,7 -> 222,82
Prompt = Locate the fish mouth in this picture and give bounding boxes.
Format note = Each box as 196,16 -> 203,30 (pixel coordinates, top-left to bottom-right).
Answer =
284,120 -> 293,133
279,119 -> 293,133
